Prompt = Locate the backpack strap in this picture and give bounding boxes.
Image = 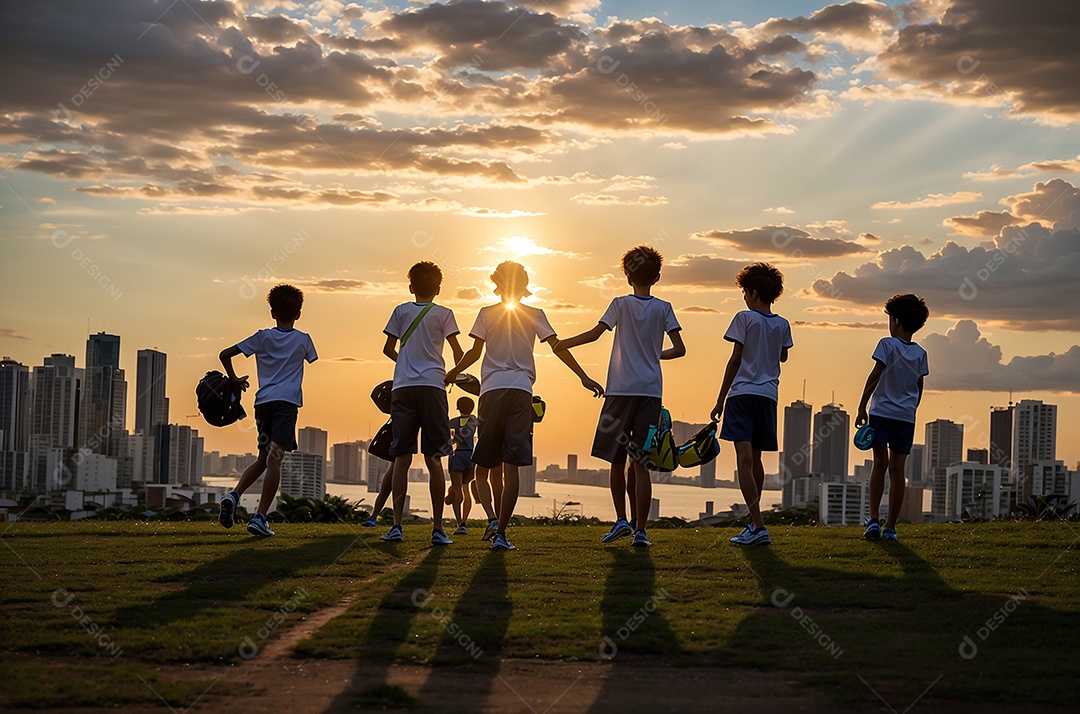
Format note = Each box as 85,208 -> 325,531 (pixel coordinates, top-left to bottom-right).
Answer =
400,303 -> 436,347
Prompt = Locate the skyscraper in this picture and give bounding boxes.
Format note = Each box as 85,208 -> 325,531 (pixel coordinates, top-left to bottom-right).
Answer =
781,400 -> 812,507
989,405 -> 1013,469
135,349 -> 168,436
811,403 -> 849,480
31,354 -> 80,449
79,332 -> 126,456
1011,399 -> 1056,479
905,444 -> 925,485
281,451 -> 325,500
0,358 -> 31,452
925,419 -> 964,512
331,441 -> 364,483
298,426 -> 329,474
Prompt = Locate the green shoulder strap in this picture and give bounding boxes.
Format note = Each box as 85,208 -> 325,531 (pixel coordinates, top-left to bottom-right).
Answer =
400,303 -> 436,347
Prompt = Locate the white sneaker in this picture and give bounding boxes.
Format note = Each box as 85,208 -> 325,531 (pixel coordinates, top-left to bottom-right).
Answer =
729,524 -> 770,545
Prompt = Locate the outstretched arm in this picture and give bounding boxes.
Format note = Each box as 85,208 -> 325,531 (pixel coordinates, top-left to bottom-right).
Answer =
219,346 -> 249,390
447,333 -> 465,364
856,361 -> 885,427
555,323 -> 608,351
709,342 -> 743,422
548,336 -> 603,397
661,329 -> 685,360
445,337 -> 484,385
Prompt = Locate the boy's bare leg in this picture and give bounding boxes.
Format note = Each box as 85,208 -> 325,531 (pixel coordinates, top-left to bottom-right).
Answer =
867,444 -> 890,523
462,479 -> 473,521
473,466 -> 498,520
424,455 -> 446,531
632,460 -> 651,532
256,443 -> 284,516
885,451 -> 908,529
233,451 -> 268,495
490,464 -> 504,518
609,461 -> 628,522
391,454 -> 412,526
448,471 -> 464,525
369,463 -> 395,519
626,463 -> 638,525
496,464 -> 519,535
734,441 -> 765,529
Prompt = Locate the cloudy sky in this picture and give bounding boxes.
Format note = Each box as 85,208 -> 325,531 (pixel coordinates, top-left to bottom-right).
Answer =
2,0 -> 1078,474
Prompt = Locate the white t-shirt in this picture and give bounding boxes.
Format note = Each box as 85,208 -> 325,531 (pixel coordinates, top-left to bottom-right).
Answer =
869,336 -> 929,423
236,327 -> 318,406
383,302 -> 459,390
469,303 -> 556,395
599,294 -> 681,398
724,309 -> 793,402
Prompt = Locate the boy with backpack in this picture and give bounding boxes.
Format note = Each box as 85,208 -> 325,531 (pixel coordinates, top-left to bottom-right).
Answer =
380,262 -> 464,545
446,395 -> 478,535
710,263 -> 792,546
445,261 -> 603,550
856,294 -> 930,541
218,284 -> 317,537
557,246 -> 684,547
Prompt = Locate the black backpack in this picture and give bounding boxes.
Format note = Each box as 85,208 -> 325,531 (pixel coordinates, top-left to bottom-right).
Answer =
196,371 -> 247,427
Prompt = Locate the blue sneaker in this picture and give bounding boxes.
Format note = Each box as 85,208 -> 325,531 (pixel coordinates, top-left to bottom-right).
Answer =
453,524 -> 468,536
601,518 -> 633,544
729,524 -> 770,545
632,530 -> 652,547
491,533 -> 516,550
361,518 -> 378,527
431,529 -> 454,545
864,519 -> 881,540
380,525 -> 404,542
246,513 -> 275,537
882,526 -> 898,541
482,518 -> 499,542
219,491 -> 238,529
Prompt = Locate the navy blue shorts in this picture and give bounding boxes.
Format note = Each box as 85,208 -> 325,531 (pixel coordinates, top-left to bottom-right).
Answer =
591,395 -> 662,465
719,394 -> 778,451
389,386 -> 452,457
474,388 -> 534,468
449,450 -> 475,481
869,414 -> 915,455
254,400 -> 298,452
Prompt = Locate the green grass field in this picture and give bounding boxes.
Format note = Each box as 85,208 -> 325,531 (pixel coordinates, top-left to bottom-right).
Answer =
1,520 -> 1078,709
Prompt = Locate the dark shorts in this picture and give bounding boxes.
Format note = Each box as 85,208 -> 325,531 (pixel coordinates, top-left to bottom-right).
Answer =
389,386 -> 451,458
591,395 -> 662,465
719,394 -> 778,451
869,414 -> 916,455
449,450 -> 475,482
473,389 -> 533,468
254,400 -> 298,452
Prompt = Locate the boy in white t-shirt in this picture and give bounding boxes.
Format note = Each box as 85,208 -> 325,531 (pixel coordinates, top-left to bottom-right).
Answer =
558,246 -> 684,547
856,293 -> 929,541
445,261 -> 603,550
710,263 -> 792,546
218,284 -> 318,537
380,261 -> 464,545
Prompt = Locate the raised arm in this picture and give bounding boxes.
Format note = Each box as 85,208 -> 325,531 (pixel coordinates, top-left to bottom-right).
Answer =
556,322 -> 608,351
445,337 -> 484,385
856,361 -> 885,427
709,342 -> 743,422
548,336 -> 603,397
219,345 -> 249,390
661,329 -> 685,360
447,333 -> 465,364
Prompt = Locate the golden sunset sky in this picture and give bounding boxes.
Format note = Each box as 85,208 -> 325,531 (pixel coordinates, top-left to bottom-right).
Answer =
2,0 -> 1078,475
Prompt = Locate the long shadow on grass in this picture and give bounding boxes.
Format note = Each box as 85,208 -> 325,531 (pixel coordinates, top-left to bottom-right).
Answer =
737,540 -> 1080,706
323,546 -> 446,713
110,534 -> 361,636
585,547 -> 679,713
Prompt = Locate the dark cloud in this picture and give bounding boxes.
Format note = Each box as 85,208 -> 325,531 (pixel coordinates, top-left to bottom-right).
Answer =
692,226 -> 869,258
761,2 -> 898,37
455,286 -> 483,301
679,306 -> 721,314
876,0 -> 1080,123
662,254 -> 747,290
923,320 -> 1080,393
792,320 -> 887,330
944,210 -> 1021,237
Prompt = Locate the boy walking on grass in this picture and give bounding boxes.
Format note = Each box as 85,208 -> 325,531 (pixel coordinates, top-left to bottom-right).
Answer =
710,263 -> 792,546
447,396 -> 478,535
380,262 -> 464,545
856,294 -> 929,541
218,284 -> 317,537
445,261 -> 603,550
558,246 -> 684,548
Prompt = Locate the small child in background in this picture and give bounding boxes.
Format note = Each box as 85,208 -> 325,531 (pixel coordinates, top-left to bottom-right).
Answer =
856,294 -> 929,541
447,396 -> 478,535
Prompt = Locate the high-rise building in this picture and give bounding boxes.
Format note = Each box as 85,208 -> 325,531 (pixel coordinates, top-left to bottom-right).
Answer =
937,462 -> 1012,520
811,403 -> 849,480
331,441 -> 364,483
1024,460 -> 1070,502
818,481 -> 868,526
298,426 -> 328,473
905,444 -> 925,485
989,405 -> 1013,469
1011,400 -> 1056,481
79,333 -> 127,457
700,457 -> 716,488
567,454 -> 578,481
366,448 -> 391,493
31,354 -> 80,450
520,456 -> 538,497
135,349 -> 169,436
281,451 -> 325,500
924,419 -> 964,474
966,449 -> 988,465
0,358 -> 31,452
781,400 -> 812,507
154,423 -> 201,484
